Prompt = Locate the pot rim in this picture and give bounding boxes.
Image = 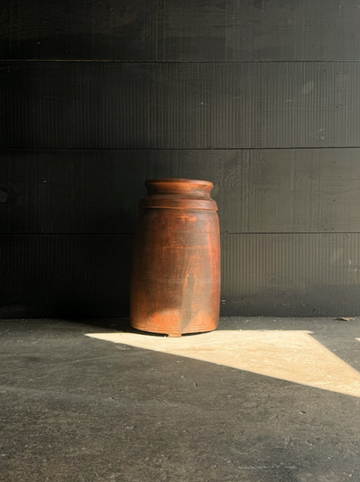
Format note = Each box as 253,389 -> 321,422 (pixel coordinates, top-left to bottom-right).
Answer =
145,178 -> 212,186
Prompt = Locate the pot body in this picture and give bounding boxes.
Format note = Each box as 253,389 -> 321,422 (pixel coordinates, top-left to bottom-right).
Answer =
130,179 -> 220,336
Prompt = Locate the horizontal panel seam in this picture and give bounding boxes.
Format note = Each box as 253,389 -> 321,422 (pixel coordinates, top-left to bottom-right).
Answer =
0,232 -> 358,236
2,147 -> 360,152
2,59 -> 360,64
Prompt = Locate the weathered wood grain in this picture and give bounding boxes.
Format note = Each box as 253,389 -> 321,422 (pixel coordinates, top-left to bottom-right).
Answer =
221,233 -> 360,317
1,0 -> 360,61
1,62 -> 359,149
2,149 -> 360,234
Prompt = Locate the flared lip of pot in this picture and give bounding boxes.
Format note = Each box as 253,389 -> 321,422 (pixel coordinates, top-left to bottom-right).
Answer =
145,178 -> 213,187
141,178 -> 217,210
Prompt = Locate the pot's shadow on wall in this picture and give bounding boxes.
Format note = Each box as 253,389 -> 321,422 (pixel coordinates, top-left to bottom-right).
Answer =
0,213 -> 135,324
51,209 -> 135,323
0,152 -> 142,322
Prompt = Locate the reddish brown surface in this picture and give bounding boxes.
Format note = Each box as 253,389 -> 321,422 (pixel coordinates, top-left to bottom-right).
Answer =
130,179 -> 220,336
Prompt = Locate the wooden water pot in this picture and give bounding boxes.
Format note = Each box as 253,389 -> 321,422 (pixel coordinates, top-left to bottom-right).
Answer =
130,178 -> 220,336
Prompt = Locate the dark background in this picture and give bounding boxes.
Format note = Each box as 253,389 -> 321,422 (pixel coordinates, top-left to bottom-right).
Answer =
1,0 -> 360,318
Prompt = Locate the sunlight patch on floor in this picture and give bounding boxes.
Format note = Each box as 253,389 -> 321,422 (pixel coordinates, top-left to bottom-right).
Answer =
86,330 -> 360,397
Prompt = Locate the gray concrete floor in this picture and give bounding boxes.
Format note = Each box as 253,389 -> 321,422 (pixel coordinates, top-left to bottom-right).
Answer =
1,317 -> 360,482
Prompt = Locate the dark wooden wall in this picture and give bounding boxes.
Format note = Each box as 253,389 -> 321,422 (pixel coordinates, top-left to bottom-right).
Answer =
2,0 -> 360,318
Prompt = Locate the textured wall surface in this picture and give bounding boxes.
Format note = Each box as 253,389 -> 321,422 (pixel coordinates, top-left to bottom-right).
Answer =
1,0 -> 360,317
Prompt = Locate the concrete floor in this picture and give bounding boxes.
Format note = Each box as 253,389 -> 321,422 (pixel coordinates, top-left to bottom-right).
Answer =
1,318 -> 360,482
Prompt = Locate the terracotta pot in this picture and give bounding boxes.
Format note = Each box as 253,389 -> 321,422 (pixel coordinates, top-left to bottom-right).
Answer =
130,178 -> 220,336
